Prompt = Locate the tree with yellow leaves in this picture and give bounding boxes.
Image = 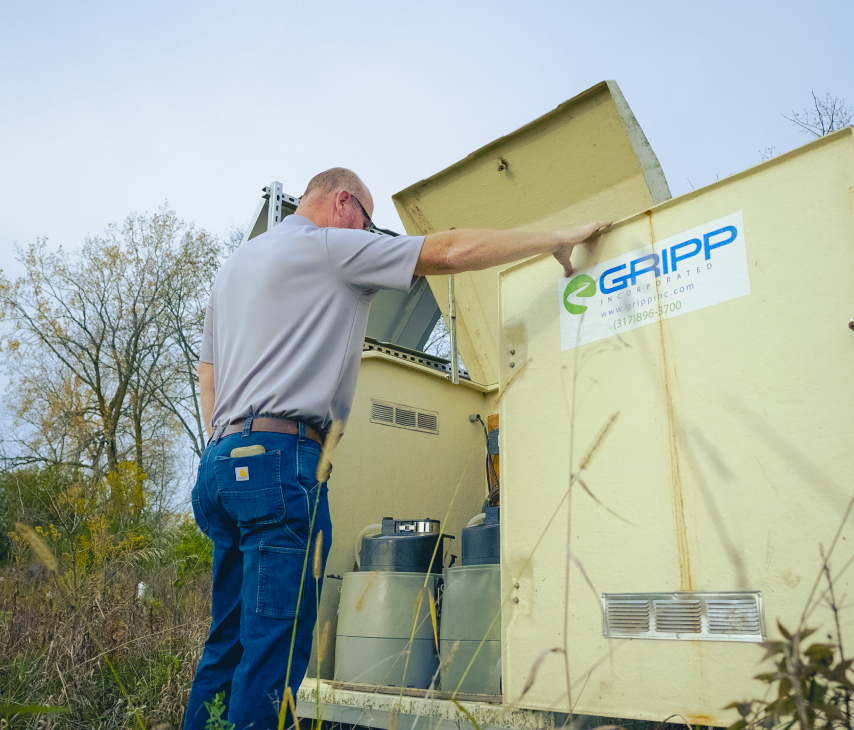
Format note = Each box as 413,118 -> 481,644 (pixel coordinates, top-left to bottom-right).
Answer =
0,205 -> 223,484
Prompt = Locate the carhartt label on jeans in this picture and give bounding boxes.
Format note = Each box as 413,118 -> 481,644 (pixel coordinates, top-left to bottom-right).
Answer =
235,466 -> 249,481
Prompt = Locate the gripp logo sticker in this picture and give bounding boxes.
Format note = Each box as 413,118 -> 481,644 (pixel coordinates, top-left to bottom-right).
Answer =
557,211 -> 750,351
562,274 -> 596,314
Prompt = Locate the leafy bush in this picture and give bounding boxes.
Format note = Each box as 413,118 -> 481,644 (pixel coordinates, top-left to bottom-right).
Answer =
172,513 -> 213,584
727,621 -> 853,730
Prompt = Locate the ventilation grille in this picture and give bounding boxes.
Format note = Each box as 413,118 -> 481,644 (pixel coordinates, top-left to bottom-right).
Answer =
605,600 -> 650,634
654,600 -> 701,633
396,408 -> 416,428
417,412 -> 438,431
707,599 -> 762,634
371,403 -> 394,424
370,399 -> 439,435
602,592 -> 765,642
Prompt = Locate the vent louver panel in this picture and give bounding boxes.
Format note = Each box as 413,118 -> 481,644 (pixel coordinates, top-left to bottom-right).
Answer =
395,408 -> 417,428
707,599 -> 762,634
417,412 -> 438,431
370,399 -> 438,435
654,601 -> 701,633
606,600 -> 650,634
602,592 -> 765,642
371,403 -> 394,423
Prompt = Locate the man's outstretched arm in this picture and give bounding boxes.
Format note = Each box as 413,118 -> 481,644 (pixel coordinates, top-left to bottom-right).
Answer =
414,222 -> 611,278
198,361 -> 215,439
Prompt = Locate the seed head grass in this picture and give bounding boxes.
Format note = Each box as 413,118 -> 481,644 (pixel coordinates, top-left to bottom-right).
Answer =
14,522 -> 58,572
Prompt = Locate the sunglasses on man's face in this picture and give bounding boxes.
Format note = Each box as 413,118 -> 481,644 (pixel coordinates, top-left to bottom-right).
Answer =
351,195 -> 374,231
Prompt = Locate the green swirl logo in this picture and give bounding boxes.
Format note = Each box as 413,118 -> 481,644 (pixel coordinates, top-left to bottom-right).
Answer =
563,274 -> 596,315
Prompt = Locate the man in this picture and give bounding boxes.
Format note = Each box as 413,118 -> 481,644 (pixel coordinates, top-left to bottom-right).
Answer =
185,167 -> 609,729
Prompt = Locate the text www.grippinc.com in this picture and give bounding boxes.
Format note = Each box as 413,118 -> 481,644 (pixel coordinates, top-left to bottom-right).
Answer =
600,278 -> 698,330
596,259 -> 713,322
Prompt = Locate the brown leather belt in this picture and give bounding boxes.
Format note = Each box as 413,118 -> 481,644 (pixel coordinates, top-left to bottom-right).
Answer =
219,417 -> 324,446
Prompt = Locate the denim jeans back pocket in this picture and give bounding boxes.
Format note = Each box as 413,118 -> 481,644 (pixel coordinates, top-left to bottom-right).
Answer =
214,451 -> 284,526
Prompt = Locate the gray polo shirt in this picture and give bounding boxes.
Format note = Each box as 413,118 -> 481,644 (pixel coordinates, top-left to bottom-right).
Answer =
200,214 -> 425,434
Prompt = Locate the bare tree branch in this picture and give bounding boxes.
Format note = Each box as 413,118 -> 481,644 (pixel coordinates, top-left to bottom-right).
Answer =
783,90 -> 853,138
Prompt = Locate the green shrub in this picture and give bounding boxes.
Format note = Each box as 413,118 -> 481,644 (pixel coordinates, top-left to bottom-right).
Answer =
173,513 -> 213,584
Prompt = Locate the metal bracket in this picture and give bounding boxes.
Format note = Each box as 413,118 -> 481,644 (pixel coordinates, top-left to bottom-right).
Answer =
487,428 -> 499,455
240,181 -> 301,246
448,275 -> 459,384
264,181 -> 284,229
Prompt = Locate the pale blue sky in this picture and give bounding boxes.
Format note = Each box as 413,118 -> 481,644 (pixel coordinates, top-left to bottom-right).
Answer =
1,0 -> 851,275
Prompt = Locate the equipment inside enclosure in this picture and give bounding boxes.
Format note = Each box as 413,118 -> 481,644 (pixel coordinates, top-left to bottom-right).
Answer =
440,563 -> 501,695
470,413 -> 500,507
461,507 -> 499,566
335,517 -> 449,688
334,571 -> 441,688
359,517 -> 452,573
440,508 -> 502,694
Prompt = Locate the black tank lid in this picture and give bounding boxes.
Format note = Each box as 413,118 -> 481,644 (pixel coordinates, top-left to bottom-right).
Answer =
361,517 -> 453,573
461,507 -> 500,566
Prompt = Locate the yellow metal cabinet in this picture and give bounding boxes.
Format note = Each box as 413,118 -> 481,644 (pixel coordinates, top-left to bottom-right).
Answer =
497,129 -> 854,723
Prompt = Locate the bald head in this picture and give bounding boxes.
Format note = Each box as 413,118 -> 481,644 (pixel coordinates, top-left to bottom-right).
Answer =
303,168 -> 369,201
295,167 -> 374,231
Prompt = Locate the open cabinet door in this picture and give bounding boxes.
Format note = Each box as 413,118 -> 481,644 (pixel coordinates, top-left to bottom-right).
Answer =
393,80 -> 671,387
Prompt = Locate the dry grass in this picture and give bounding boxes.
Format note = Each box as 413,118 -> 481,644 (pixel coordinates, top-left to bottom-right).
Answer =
0,564 -> 211,728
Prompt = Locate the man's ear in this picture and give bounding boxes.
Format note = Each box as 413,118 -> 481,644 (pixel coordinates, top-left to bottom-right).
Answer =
334,190 -> 351,211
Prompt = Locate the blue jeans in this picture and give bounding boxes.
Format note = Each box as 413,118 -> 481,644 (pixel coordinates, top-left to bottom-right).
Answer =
184,420 -> 332,730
